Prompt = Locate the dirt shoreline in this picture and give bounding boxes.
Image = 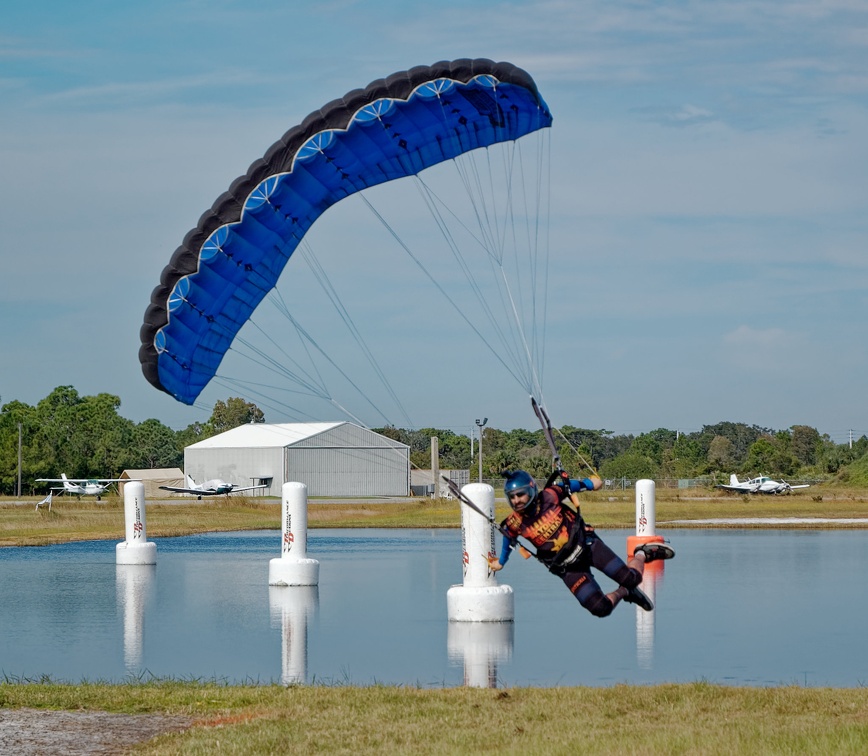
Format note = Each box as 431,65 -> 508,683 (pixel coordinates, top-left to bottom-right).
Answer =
0,708 -> 192,755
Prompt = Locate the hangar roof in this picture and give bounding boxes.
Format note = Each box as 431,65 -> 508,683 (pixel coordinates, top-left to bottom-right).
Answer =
186,422 -> 407,450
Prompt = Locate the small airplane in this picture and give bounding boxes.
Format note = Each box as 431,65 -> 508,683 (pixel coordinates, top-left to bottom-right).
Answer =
717,474 -> 810,495
35,473 -> 126,500
159,475 -> 268,499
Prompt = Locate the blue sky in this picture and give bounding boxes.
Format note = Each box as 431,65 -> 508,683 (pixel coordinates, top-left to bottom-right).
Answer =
2,1 -> 866,442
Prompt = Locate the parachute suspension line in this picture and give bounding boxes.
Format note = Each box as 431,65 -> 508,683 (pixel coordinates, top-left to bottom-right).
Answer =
411,177 -> 530,389
497,265 -> 542,400
451,143 -> 545,396
516,132 -> 552,402
181,295 -> 347,415
235,318 -> 332,399
213,376 -> 328,423
498,138 -> 545,398
357,192 -> 529,390
295,240 -> 415,428
529,131 -> 552,399
418,83 -> 544,394
268,290 -> 397,428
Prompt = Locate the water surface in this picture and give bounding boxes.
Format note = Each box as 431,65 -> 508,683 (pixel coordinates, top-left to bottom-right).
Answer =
0,529 -> 865,687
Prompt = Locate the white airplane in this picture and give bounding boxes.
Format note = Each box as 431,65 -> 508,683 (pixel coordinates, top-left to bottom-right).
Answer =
159,475 -> 268,499
717,474 -> 810,495
35,473 -> 126,500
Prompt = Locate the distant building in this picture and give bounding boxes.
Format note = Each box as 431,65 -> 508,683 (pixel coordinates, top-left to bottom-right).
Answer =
410,469 -> 470,497
119,468 -> 184,499
184,422 -> 410,497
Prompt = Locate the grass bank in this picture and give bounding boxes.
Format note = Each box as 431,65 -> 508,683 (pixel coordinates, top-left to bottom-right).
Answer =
2,486 -> 868,547
2,680 -> 868,754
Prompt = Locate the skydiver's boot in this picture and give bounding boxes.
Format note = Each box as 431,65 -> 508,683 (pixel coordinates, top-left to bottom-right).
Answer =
633,543 -> 675,563
622,586 -> 654,612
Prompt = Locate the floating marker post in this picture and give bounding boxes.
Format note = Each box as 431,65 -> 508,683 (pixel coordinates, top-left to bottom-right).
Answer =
269,482 -> 319,586
269,585 -> 319,685
627,479 -> 668,667
447,483 -> 514,622
626,478 -> 665,562
116,481 -> 156,565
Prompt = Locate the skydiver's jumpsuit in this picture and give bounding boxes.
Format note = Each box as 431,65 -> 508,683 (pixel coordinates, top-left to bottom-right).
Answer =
497,479 -> 643,618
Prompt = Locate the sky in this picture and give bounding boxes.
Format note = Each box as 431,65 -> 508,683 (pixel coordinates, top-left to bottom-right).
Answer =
2,0 -> 866,443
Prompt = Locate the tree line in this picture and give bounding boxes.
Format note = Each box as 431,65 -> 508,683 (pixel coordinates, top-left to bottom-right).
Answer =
0,387 -> 263,495
2,386 -> 866,495
376,421 -> 868,483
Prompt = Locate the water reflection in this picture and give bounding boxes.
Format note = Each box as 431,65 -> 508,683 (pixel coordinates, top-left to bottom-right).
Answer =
447,622 -> 513,688
635,561 -> 663,670
268,586 -> 319,685
115,565 -> 155,672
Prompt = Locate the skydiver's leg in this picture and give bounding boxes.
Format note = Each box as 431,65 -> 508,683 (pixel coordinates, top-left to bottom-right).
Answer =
561,568 -> 615,618
583,533 -> 646,609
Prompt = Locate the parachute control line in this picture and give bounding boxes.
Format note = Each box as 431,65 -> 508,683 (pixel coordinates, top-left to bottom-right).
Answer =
447,483 -> 514,622
269,482 -> 319,586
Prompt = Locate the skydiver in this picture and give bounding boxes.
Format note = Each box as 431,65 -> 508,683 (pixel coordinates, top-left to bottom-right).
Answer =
488,470 -> 675,617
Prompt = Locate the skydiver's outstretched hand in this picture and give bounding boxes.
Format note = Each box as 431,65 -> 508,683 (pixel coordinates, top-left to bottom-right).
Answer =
589,476 -> 603,490
487,556 -> 503,572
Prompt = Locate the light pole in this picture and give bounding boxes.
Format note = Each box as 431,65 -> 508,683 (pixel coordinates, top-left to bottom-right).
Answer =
475,418 -> 488,483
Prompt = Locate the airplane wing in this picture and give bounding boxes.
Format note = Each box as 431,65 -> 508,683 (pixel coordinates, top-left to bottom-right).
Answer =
159,485 -> 211,495
716,484 -> 754,492
230,484 -> 269,493
36,478 -> 127,483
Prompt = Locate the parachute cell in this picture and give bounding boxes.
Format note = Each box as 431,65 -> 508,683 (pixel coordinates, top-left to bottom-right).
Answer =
140,59 -> 552,405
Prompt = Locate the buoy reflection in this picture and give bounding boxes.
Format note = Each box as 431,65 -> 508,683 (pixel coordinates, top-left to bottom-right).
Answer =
115,564 -> 155,673
269,585 -> 319,685
447,621 -> 513,688
636,561 -> 664,669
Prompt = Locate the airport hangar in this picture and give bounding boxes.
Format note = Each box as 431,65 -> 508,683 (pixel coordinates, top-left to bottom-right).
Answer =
183,422 -> 411,497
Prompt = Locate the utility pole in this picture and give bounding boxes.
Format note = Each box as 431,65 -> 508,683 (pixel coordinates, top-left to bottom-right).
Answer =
17,422 -> 22,498
431,436 -> 440,499
475,418 -> 488,483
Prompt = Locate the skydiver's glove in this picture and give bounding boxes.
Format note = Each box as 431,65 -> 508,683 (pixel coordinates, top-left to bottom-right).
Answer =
487,555 -> 503,572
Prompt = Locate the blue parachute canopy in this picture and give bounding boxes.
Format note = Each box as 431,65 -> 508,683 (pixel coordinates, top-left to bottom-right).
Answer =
140,59 -> 553,405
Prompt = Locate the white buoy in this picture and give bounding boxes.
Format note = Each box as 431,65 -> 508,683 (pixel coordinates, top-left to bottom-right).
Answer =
269,482 -> 319,586
269,585 -> 319,685
116,481 -> 156,565
627,479 -> 668,666
447,483 -> 514,622
447,619 -> 513,688
116,563 -> 154,672
627,478 -> 664,559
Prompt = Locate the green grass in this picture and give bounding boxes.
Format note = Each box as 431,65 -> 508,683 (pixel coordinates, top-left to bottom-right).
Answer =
2,680 -> 867,754
2,486 -> 868,547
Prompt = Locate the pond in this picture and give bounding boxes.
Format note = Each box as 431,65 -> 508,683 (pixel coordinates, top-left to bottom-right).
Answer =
0,528 -> 865,687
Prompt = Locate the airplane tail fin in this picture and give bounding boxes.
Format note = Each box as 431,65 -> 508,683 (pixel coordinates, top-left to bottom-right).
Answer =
186,475 -> 197,488
730,474 -> 740,486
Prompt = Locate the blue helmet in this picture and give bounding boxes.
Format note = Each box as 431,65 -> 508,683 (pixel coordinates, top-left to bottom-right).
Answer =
504,470 -> 538,511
